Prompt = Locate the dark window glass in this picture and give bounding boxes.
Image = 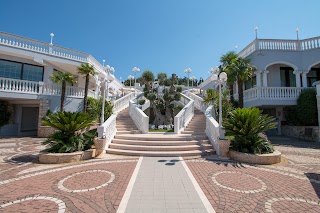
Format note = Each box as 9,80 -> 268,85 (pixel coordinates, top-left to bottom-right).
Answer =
22,64 -> 43,82
0,60 -> 22,79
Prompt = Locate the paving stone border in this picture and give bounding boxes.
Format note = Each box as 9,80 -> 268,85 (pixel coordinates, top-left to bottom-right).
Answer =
211,171 -> 267,193
0,195 -> 66,213
265,197 -> 320,213
57,169 -> 115,193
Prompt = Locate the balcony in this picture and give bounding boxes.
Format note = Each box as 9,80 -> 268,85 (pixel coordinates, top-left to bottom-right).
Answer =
238,36 -> 320,58
242,87 -> 303,107
0,78 -> 98,99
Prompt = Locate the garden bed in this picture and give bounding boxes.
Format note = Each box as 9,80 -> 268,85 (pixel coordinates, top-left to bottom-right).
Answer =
39,149 -> 95,164
229,150 -> 281,165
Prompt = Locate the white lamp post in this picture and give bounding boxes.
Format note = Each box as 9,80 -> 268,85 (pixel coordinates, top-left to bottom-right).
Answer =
296,27 -> 299,40
255,26 -> 258,39
100,65 -> 115,124
184,68 -> 192,92
189,76 -> 195,90
132,67 -> 140,96
128,75 -> 134,88
50,33 -> 54,45
209,67 -> 228,139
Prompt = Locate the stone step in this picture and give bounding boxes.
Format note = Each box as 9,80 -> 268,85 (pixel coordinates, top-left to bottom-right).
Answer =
109,143 -> 213,151
117,130 -> 136,134
181,131 -> 205,134
114,134 -> 208,141
106,148 -> 215,157
117,127 -> 139,131
111,138 -> 210,146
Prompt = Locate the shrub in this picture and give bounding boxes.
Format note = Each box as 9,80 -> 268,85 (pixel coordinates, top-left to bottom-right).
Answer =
42,112 -> 95,153
176,87 -> 182,92
296,88 -> 318,126
0,101 -> 11,127
139,99 -> 146,105
87,97 -> 113,122
223,107 -> 276,154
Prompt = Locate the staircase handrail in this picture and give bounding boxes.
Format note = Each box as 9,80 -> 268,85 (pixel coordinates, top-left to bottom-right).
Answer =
129,99 -> 149,133
204,105 -> 221,155
97,114 -> 117,150
184,92 -> 208,113
174,93 -> 194,134
113,92 -> 135,114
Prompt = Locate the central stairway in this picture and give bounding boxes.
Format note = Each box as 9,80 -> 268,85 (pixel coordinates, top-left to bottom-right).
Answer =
106,108 -> 215,156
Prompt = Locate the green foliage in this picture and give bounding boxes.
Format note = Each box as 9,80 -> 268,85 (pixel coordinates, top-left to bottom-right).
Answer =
157,72 -> 167,85
203,89 -> 233,120
176,87 -> 182,92
42,111 -> 95,153
142,70 -> 155,82
203,89 -> 219,105
86,97 -> 113,122
146,93 -> 157,101
164,78 -> 172,86
174,93 -> 181,101
223,108 -> 276,154
139,99 -> 146,105
296,88 -> 318,125
0,101 -> 11,127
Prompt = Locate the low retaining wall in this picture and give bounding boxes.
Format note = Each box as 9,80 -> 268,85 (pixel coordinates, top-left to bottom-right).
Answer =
229,150 -> 281,165
281,126 -> 319,142
39,149 -> 95,164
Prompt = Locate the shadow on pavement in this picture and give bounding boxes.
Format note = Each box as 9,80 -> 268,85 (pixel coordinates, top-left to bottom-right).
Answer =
268,136 -> 320,149
305,173 -> 320,198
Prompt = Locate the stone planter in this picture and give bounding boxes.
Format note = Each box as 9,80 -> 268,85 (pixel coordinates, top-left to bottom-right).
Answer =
94,137 -> 107,157
39,149 -> 96,164
217,138 -> 231,158
229,150 -> 281,165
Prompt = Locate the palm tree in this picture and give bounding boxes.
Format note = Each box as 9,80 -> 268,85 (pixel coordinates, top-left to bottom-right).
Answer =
230,57 -> 256,108
220,51 -> 238,103
77,63 -> 98,112
50,71 -> 77,112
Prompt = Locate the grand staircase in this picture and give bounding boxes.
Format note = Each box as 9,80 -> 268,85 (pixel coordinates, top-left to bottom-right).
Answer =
106,108 -> 215,157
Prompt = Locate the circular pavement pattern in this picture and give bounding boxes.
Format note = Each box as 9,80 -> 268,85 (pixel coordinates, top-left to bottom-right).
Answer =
57,169 -> 115,193
0,195 -> 66,213
265,197 -> 320,213
212,171 -> 267,193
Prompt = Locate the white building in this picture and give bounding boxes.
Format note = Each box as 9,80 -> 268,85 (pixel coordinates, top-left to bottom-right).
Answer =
200,36 -> 320,134
0,32 -> 124,136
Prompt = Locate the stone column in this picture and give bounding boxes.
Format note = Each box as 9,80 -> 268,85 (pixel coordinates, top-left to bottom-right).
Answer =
255,70 -> 262,87
262,70 -> 269,87
301,71 -> 308,88
293,70 -> 302,87
95,80 -> 101,97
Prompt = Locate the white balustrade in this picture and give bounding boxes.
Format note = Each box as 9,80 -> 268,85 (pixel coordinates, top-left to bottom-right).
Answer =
65,86 -> 85,97
113,92 -> 135,114
185,92 -> 208,113
97,114 -> 117,150
204,105 -> 220,155
243,87 -> 303,102
238,36 -> 320,58
129,99 -> 149,134
42,83 -> 61,95
174,93 -> 194,134
88,89 -> 97,98
0,78 -> 39,93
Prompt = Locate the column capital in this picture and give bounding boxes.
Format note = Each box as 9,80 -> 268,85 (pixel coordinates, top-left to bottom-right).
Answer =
254,70 -> 263,74
293,70 -> 303,75
263,70 -> 269,74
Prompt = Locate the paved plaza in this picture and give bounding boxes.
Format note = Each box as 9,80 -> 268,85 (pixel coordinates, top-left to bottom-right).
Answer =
0,136 -> 320,212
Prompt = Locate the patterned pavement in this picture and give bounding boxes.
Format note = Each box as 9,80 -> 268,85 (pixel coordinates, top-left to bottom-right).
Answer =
0,136 -> 319,212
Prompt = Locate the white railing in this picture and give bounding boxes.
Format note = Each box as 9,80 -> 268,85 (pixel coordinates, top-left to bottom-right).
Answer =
113,92 -> 135,114
97,114 -> 117,150
174,93 -> 194,134
238,36 -> 320,58
88,89 -> 97,98
41,83 -> 61,95
65,86 -> 85,97
129,99 -> 149,134
243,87 -> 303,101
0,78 -> 40,93
140,99 -> 150,111
185,92 -> 208,113
204,105 -> 220,155
0,32 -> 88,63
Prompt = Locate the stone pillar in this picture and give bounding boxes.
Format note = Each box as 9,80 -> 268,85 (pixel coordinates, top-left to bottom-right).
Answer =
301,71 -> 308,88
276,107 -> 283,135
317,85 -> 320,142
255,70 -> 262,87
293,71 -> 302,87
262,70 -> 269,87
37,99 -> 55,137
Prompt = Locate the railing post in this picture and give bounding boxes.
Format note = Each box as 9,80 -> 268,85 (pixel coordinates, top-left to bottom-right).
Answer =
38,81 -> 44,94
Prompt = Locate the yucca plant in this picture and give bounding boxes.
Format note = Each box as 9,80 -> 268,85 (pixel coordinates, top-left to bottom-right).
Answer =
42,112 -> 95,153
223,107 -> 276,154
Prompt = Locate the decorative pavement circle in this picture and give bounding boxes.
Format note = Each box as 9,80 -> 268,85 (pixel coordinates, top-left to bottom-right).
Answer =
211,171 -> 267,193
57,169 -> 115,193
265,197 -> 320,213
0,195 -> 66,213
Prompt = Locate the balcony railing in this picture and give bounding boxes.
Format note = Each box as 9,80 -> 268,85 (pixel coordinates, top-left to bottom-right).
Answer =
243,87 -> 303,102
238,36 -> 320,58
0,78 -> 99,98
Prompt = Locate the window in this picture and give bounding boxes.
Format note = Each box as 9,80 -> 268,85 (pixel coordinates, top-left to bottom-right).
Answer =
22,64 -> 44,82
0,60 -> 22,79
307,68 -> 320,87
280,67 -> 296,87
0,59 -> 43,82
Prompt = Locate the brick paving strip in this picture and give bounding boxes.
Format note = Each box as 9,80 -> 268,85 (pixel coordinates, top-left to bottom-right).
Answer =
120,157 -> 214,213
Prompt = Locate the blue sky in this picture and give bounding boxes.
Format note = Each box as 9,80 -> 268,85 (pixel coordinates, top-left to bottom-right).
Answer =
1,0 -> 319,81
